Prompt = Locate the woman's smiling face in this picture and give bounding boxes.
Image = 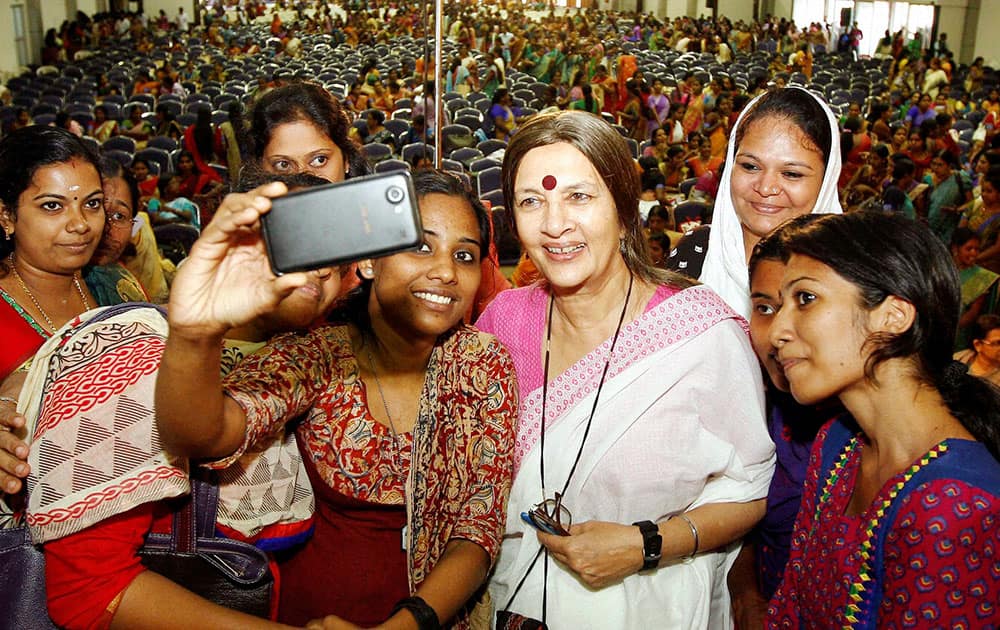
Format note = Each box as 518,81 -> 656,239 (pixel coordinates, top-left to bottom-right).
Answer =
730,115 -> 826,245
367,193 -> 483,342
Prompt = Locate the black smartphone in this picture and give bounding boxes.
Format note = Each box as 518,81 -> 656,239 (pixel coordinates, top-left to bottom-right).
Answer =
261,171 -> 423,275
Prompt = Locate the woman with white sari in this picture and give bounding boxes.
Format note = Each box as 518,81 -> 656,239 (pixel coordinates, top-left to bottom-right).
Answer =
478,111 -> 775,629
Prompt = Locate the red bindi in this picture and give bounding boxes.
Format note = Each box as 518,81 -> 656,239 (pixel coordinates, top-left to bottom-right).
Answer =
542,175 -> 557,190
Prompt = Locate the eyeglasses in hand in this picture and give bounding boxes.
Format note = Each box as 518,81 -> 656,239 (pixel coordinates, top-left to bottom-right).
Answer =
520,492 -> 572,536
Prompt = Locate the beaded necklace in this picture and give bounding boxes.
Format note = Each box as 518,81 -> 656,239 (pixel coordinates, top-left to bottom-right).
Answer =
812,435 -> 950,628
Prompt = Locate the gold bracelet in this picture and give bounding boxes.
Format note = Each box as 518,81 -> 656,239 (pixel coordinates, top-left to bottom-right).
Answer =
677,513 -> 699,559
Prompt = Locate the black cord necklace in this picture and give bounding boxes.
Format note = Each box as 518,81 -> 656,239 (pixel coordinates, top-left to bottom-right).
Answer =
501,274 -> 638,621
537,273 -> 635,623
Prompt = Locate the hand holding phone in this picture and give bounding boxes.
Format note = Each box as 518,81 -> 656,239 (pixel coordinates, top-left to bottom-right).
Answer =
261,171 -> 423,275
168,181 -> 307,337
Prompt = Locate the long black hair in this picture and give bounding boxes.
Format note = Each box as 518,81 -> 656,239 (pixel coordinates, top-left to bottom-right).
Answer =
779,211 -> 1000,460
193,106 -> 216,163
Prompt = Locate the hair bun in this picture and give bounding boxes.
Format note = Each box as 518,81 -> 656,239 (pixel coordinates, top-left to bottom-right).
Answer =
942,360 -> 969,387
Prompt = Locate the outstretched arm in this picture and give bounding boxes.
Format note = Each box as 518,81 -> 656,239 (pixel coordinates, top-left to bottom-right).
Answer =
155,183 -> 310,459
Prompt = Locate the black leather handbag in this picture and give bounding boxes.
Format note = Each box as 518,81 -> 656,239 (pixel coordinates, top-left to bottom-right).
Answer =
139,474 -> 274,618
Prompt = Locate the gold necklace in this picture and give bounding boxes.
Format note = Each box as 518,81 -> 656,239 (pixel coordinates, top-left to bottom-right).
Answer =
8,254 -> 91,333
365,342 -> 403,472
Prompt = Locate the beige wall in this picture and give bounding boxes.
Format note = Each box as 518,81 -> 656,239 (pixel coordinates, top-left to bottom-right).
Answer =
717,0 -> 755,23
0,4 -> 22,79
772,0 -> 794,20
937,0 -> 968,63
140,0 -> 195,24
974,0 -> 1000,66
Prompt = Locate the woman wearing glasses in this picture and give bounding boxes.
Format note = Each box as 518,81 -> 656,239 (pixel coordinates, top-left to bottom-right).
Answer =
82,155 -> 149,305
478,111 -> 775,628
955,314 -> 1000,387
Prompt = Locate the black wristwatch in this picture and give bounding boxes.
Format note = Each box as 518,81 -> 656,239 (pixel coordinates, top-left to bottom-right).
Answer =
632,520 -> 662,571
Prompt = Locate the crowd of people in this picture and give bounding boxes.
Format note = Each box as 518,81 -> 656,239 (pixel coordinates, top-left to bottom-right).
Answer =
0,2 -> 999,629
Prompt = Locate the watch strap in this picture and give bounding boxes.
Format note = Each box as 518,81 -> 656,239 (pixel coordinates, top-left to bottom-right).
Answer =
632,519 -> 662,571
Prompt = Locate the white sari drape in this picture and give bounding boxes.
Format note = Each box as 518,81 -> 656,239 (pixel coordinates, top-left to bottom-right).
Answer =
489,286 -> 775,629
700,87 -> 843,319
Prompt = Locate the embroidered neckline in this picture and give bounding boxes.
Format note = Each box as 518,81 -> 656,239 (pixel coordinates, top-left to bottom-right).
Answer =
0,286 -> 51,338
813,435 -> 950,628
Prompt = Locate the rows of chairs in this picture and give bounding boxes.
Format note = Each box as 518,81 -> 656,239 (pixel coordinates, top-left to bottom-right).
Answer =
102,136 -> 178,177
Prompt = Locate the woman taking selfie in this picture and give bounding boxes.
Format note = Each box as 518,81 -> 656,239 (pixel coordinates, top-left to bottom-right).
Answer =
156,169 -> 518,628
766,212 -> 1000,627
479,111 -> 774,629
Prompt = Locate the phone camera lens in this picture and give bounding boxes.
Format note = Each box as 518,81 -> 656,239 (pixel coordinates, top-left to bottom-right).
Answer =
386,186 -> 405,204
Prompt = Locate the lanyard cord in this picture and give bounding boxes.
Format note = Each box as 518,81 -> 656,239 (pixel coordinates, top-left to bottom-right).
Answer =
502,274 -> 636,622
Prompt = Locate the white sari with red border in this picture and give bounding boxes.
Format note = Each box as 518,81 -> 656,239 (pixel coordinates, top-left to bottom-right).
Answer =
483,284 -> 775,629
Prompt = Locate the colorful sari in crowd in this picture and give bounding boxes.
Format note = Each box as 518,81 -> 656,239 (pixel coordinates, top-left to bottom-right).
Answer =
926,171 -> 970,245
123,213 -> 175,304
91,120 -> 118,143
957,264 -> 1000,349
7,304 -> 315,627
479,284 -> 775,629
83,263 -> 149,306
616,54 -> 638,104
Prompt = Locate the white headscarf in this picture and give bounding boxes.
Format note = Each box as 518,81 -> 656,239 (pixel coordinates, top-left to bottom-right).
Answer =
699,87 -> 843,319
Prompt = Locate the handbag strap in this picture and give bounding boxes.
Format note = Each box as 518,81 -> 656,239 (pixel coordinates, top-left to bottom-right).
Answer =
142,470 -> 271,585
143,470 -> 220,554
166,472 -> 221,554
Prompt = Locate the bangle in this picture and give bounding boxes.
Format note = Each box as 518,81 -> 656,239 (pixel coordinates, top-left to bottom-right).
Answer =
677,513 -> 700,559
391,596 -> 441,630
0,396 -> 17,406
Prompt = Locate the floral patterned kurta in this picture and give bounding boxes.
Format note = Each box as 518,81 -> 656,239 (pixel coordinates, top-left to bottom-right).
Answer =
221,323 -> 518,626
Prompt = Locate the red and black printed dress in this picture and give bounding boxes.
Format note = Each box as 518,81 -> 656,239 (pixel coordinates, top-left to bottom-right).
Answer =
221,324 -> 518,628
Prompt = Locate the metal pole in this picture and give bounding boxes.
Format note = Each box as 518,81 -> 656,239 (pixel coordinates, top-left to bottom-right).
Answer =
433,0 -> 444,168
